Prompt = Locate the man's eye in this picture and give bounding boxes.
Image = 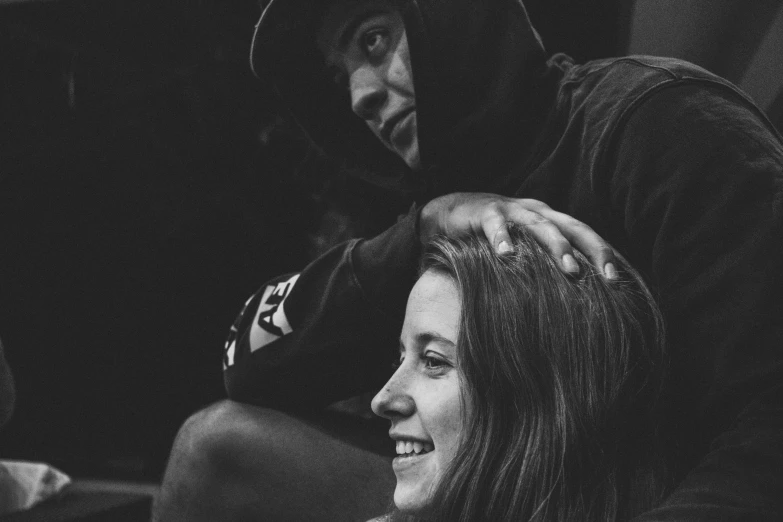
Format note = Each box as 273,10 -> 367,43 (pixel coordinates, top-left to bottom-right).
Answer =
362,28 -> 390,59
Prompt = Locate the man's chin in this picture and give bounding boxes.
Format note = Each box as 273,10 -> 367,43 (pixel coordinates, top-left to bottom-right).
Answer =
401,144 -> 421,171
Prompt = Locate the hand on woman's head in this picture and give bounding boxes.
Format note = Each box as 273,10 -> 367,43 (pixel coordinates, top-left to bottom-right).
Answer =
419,193 -> 618,279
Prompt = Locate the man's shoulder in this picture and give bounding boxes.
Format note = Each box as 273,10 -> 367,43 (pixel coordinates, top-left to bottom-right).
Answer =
565,55 -> 734,91
554,54 -> 754,136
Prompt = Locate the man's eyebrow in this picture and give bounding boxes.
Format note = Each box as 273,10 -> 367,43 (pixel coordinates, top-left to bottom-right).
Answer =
337,10 -> 385,51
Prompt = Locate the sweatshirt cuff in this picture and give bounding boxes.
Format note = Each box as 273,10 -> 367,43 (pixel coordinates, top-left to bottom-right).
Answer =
351,205 -> 422,320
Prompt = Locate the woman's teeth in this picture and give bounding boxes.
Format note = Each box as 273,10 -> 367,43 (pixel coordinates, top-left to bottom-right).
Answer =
395,440 -> 434,456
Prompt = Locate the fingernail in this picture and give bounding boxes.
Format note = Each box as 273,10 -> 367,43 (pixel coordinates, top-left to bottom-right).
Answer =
497,240 -> 512,254
562,253 -> 579,273
604,262 -> 617,280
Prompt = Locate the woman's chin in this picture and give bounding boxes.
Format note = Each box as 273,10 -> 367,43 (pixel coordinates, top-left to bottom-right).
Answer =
393,485 -> 432,516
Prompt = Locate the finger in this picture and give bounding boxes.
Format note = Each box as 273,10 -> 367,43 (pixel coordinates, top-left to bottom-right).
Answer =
537,208 -> 618,279
480,213 -> 513,254
516,198 -> 553,212
506,207 -> 579,274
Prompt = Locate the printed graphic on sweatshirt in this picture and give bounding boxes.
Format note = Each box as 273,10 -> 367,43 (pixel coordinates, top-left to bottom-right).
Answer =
249,273 -> 300,353
223,293 -> 256,370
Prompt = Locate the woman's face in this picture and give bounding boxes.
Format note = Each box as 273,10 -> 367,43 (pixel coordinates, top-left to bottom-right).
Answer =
371,269 -> 464,514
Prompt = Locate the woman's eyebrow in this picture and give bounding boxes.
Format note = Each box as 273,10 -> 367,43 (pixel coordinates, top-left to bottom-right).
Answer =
337,10 -> 385,50
415,332 -> 456,348
398,332 -> 455,355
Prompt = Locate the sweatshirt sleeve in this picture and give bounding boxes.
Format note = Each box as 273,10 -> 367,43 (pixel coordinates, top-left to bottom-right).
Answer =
607,83 -> 783,521
222,207 -> 421,411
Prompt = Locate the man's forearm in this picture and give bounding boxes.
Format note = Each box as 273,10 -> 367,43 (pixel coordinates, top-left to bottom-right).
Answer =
224,212 -> 422,409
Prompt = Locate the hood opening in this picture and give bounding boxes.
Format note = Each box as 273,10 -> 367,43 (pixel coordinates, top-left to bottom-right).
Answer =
250,0 -> 552,199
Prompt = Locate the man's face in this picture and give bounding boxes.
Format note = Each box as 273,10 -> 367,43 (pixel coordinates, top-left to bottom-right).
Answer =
371,270 -> 464,514
317,0 -> 420,170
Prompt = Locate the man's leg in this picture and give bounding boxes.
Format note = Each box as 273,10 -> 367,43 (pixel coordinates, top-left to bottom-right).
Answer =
153,400 -> 395,522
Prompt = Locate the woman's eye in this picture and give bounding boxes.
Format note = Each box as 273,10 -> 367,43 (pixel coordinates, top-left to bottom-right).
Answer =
423,356 -> 447,371
361,28 -> 390,59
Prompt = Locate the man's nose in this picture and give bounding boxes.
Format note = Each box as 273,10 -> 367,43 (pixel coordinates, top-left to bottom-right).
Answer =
349,67 -> 387,121
371,370 -> 414,420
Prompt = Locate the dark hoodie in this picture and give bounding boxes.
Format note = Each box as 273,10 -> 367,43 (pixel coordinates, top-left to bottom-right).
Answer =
0,337 -> 14,429
226,0 -> 783,519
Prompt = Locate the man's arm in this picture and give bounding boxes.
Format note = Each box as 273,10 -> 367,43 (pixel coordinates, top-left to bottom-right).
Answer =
224,194 -> 620,410
607,83 -> 783,520
223,209 -> 420,411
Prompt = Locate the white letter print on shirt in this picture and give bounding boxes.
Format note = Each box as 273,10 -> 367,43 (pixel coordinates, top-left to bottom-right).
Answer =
223,293 -> 255,370
249,273 -> 300,353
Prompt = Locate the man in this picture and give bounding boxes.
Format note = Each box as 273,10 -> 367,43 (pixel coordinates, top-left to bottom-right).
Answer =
155,0 -> 783,520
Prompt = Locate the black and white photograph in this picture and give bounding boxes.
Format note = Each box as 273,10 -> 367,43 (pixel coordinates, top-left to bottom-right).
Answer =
1,0 -> 782,520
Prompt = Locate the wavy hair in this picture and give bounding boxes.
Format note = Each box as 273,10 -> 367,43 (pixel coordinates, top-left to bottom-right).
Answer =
392,225 -> 669,521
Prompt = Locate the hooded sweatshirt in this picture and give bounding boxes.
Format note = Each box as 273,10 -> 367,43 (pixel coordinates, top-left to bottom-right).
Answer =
225,0 -> 783,519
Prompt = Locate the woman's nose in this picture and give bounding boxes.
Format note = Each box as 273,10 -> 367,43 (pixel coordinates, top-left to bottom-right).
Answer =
371,370 -> 415,420
349,67 -> 387,121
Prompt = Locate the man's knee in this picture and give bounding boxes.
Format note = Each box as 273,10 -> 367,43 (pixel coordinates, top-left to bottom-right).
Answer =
156,401 -> 288,522
168,400 -> 284,479
158,400 -> 394,521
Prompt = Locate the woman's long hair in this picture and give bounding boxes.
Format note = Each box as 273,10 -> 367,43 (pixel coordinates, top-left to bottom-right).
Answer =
394,225 -> 669,521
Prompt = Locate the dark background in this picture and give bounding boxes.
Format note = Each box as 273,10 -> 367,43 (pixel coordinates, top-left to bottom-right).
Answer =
0,0 -> 779,482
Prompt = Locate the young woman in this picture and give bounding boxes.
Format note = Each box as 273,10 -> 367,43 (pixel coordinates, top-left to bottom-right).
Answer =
371,226 -> 670,521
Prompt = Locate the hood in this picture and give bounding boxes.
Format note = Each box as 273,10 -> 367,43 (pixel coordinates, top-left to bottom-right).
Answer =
251,0 -> 555,200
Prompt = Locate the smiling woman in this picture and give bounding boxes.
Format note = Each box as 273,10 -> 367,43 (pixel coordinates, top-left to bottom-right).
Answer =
371,269 -> 463,513
372,226 -> 670,521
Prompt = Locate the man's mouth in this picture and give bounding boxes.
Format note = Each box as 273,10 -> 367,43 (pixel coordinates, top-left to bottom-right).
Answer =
389,111 -> 416,151
381,108 -> 415,146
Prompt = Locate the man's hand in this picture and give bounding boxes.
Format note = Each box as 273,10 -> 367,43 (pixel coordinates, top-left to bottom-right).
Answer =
419,193 -> 617,279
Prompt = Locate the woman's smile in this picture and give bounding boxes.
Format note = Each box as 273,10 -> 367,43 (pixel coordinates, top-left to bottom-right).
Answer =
394,439 -> 434,456
392,438 -> 435,471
